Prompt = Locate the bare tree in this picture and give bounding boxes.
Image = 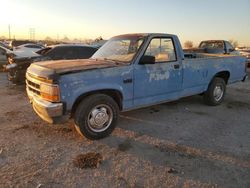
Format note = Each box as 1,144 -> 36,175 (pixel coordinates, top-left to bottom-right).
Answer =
0,36 -> 6,40
45,36 -> 53,41
62,35 -> 70,43
83,39 -> 94,45
229,39 -> 238,48
184,41 -> 194,48
95,36 -> 103,42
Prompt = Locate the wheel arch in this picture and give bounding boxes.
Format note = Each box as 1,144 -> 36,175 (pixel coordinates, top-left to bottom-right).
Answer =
71,89 -> 123,117
213,71 -> 230,84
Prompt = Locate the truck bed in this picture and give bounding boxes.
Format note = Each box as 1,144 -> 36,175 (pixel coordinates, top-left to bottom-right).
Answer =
182,54 -> 246,93
184,53 -> 241,59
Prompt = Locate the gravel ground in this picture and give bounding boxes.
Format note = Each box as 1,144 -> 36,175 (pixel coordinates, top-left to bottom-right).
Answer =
0,71 -> 250,188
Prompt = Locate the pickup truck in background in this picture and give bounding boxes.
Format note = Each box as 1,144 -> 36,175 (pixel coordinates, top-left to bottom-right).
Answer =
238,49 -> 250,67
184,40 -> 240,55
26,33 -> 247,140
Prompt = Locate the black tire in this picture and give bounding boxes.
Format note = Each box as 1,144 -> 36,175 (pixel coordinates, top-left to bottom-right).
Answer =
203,77 -> 226,106
74,94 -> 119,140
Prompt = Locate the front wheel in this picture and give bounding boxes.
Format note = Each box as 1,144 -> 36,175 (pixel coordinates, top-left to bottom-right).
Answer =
74,94 -> 119,140
203,77 -> 226,106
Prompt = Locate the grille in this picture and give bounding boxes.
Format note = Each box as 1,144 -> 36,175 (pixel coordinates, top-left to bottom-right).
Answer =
28,86 -> 41,95
26,73 -> 41,97
27,80 -> 40,89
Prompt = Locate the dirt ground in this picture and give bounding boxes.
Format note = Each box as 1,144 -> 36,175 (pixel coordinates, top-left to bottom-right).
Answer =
0,71 -> 250,188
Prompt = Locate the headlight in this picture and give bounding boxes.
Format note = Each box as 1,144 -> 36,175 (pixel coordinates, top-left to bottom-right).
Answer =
40,83 -> 60,102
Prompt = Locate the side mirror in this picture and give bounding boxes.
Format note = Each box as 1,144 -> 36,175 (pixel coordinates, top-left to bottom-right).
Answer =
139,55 -> 155,65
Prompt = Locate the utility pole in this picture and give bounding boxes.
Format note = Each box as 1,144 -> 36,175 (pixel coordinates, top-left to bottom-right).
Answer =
29,28 -> 35,41
8,25 -> 11,40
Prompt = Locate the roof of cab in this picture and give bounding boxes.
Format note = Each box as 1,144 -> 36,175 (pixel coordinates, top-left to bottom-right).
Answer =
113,33 -> 177,38
48,43 -> 93,48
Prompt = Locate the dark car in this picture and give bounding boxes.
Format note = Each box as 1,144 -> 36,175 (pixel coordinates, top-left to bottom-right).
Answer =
6,44 -> 98,84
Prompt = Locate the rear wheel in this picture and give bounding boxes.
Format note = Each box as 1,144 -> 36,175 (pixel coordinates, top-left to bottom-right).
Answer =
74,94 -> 119,140
203,77 -> 226,106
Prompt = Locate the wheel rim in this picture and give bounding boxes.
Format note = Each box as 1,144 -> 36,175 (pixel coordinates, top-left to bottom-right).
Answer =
213,85 -> 224,101
87,104 -> 113,133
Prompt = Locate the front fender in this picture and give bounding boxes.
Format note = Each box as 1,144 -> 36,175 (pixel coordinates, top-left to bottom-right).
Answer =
63,83 -> 125,111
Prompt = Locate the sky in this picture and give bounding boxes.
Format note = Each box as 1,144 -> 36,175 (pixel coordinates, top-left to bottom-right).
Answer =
0,0 -> 250,46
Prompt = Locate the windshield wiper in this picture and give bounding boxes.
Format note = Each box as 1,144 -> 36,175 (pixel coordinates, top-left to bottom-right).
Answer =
103,58 -> 127,65
91,57 -> 127,65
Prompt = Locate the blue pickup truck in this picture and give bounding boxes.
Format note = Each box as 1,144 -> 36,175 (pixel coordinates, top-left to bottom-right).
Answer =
26,33 -> 247,139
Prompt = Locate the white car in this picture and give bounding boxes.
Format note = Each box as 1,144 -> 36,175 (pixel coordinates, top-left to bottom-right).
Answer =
1,43 -> 44,69
13,43 -> 44,57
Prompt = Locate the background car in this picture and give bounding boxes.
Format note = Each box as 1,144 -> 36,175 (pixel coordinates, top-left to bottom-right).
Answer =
6,44 -> 98,84
3,42 -> 45,61
0,46 -> 12,70
12,43 -> 45,58
239,49 -> 250,67
8,40 -> 36,49
0,41 -> 11,50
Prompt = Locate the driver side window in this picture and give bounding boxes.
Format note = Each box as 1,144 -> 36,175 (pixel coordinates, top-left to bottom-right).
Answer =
145,38 -> 176,63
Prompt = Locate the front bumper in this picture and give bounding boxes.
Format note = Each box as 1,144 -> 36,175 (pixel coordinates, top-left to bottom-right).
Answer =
27,88 -> 69,124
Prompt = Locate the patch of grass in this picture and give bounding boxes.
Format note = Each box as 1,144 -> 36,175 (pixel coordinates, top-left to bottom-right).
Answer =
167,168 -> 178,174
149,108 -> 160,114
12,124 -> 30,133
55,127 -> 72,133
73,152 -> 102,169
191,111 -> 209,116
118,139 -> 132,152
226,101 -> 250,109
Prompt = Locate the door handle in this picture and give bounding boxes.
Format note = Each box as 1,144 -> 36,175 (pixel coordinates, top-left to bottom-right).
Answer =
174,64 -> 180,69
123,78 -> 133,84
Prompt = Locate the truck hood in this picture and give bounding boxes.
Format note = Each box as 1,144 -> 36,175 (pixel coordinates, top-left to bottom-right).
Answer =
27,58 -> 125,79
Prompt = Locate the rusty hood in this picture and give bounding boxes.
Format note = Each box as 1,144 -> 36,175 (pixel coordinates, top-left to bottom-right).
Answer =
27,58 -> 125,79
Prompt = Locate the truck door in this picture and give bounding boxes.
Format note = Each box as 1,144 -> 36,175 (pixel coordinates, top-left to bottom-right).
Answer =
133,37 -> 182,106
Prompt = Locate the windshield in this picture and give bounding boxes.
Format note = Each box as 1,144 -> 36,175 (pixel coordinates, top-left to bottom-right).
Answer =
92,36 -> 145,63
199,41 -> 224,49
36,47 -> 52,55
